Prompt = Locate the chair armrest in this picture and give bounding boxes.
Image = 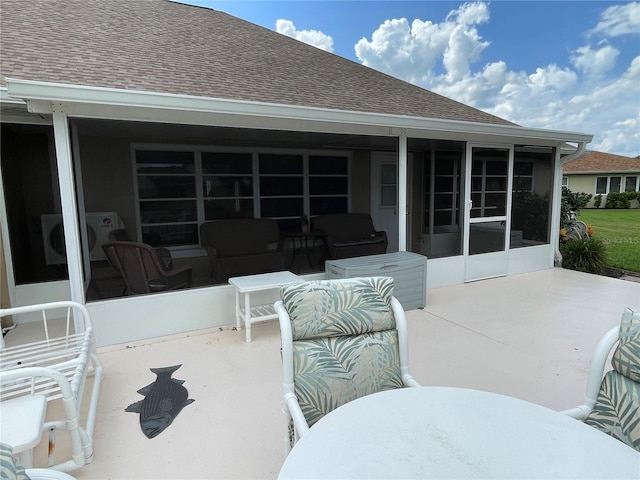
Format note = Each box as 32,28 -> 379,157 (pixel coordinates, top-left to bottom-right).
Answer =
154,247 -> 173,271
559,405 -> 592,420
560,325 -> 620,418
284,392 -> 310,438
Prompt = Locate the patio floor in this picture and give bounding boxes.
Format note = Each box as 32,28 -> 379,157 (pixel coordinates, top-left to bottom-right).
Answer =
19,268 -> 640,478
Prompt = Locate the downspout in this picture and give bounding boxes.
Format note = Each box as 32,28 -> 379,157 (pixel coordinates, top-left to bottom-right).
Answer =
551,141 -> 588,266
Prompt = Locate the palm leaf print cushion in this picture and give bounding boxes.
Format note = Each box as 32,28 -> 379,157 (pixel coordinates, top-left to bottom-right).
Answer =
584,307 -> 640,450
281,277 -> 403,427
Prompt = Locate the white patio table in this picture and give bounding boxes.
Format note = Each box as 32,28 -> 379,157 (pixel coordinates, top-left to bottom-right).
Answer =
278,386 -> 640,479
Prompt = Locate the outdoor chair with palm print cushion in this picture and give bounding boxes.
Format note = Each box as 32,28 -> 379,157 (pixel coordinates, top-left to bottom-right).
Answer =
274,276 -> 420,454
562,307 -> 640,451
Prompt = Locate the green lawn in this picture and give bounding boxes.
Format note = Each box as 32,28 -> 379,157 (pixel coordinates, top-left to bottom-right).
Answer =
578,209 -> 640,273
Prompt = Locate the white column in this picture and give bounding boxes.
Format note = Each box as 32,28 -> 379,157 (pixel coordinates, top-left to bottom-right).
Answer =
550,146 -> 564,267
398,130 -> 408,251
51,104 -> 86,307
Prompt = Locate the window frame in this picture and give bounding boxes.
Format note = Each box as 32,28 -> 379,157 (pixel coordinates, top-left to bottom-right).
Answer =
132,144 -> 350,252
595,175 -> 624,194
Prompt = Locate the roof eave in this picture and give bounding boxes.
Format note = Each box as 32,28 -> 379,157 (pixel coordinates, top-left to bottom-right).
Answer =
4,78 -> 594,145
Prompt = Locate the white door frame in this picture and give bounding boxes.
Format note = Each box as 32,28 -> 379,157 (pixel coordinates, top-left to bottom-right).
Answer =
371,152 -> 399,252
464,143 -> 514,282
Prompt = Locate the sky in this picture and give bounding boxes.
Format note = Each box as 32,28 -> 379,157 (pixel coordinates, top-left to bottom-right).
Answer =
185,1 -> 640,157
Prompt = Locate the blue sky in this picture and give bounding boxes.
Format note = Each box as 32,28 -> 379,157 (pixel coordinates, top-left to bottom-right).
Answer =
184,1 -> 640,156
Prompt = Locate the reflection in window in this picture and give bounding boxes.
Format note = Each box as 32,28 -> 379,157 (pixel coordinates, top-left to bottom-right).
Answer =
510,148 -> 553,248
609,176 -> 622,193
470,149 -> 508,218
469,221 -> 505,255
422,149 -> 463,258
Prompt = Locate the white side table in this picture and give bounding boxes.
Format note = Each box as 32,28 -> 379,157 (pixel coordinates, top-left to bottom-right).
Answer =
0,394 -> 47,468
229,271 -> 302,342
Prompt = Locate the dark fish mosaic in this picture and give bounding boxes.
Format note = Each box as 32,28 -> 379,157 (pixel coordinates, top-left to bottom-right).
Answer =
126,364 -> 195,438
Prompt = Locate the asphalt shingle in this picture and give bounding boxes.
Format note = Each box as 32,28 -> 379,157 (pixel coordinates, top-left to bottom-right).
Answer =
0,0 -> 514,126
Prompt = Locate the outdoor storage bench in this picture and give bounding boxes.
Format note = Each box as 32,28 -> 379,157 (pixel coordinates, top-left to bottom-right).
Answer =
311,213 -> 388,260
200,218 -> 290,283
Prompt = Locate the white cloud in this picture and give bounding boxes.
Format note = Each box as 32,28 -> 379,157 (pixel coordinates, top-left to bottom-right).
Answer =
355,2 -> 490,84
352,1 -> 640,156
276,19 -> 334,52
591,2 -> 640,37
571,44 -> 619,77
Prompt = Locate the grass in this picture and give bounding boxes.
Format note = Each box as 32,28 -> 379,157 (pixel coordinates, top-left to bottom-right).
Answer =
578,209 -> 640,273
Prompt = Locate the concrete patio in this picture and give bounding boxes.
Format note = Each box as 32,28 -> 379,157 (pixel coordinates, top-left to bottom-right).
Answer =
15,268 -> 640,479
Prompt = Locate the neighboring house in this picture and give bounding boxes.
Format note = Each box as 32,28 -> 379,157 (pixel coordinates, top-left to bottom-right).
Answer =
563,151 -> 640,206
0,0 -> 593,346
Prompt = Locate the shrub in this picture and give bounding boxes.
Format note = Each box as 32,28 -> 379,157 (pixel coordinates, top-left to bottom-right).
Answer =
605,192 -> 640,209
561,188 -> 592,228
560,237 -> 607,274
605,192 -> 631,209
593,194 -> 602,208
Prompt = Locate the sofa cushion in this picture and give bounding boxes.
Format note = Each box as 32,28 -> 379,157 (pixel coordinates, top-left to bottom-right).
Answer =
200,219 -> 282,257
312,213 -> 377,241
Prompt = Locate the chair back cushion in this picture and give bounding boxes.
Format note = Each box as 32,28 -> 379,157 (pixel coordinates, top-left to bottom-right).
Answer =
585,307 -> 640,451
281,277 -> 403,427
280,276 -> 395,340
611,307 -> 640,382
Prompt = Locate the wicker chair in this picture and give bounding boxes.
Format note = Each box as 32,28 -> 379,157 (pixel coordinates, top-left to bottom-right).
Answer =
102,241 -> 192,295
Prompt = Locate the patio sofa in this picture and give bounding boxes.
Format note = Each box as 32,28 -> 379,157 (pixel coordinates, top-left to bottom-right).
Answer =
311,213 -> 388,260
200,218 -> 290,283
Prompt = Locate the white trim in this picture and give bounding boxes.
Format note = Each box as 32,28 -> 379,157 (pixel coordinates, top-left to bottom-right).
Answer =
51,106 -> 85,304
5,79 -> 594,145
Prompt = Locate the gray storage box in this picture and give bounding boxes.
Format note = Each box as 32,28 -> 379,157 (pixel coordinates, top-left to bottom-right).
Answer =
325,252 -> 427,310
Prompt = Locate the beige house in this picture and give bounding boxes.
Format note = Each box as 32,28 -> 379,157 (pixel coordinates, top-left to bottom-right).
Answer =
1,0 -> 593,346
563,151 -> 640,207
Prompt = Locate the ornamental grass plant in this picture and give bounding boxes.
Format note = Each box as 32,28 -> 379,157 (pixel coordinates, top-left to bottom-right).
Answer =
560,237 -> 607,275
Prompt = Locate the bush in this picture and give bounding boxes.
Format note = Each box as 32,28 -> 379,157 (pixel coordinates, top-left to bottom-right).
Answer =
560,237 -> 607,274
593,194 -> 602,208
561,188 -> 592,228
605,192 -> 640,209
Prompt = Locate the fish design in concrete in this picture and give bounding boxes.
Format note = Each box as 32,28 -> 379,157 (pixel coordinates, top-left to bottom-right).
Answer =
125,364 -> 195,438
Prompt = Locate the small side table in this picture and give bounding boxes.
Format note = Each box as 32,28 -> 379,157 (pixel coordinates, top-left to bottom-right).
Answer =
0,394 -> 47,468
281,230 -> 326,272
229,271 -> 302,342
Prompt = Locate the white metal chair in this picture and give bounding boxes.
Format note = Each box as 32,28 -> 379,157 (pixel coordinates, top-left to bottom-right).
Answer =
0,442 -> 76,479
275,277 -> 420,454
561,307 -> 640,451
0,302 -> 103,471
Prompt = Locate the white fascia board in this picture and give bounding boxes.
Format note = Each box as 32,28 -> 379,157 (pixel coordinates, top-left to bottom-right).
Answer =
566,170 -> 640,175
6,78 -> 594,145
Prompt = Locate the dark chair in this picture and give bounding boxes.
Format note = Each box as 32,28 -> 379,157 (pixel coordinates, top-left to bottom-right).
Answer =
199,219 -> 290,283
102,241 -> 192,295
311,213 -> 388,260
108,229 -> 173,270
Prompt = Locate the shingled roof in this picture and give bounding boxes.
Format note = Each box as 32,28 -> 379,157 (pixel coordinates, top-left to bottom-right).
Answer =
563,151 -> 640,174
0,0 -> 514,127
